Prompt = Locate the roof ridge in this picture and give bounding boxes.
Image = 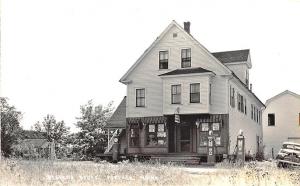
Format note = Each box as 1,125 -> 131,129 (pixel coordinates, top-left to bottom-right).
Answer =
212,49 -> 250,54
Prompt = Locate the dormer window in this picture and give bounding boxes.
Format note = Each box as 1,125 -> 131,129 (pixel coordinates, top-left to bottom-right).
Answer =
159,51 -> 168,69
181,48 -> 191,68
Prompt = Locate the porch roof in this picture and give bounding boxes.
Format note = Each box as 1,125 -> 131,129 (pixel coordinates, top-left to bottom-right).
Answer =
158,67 -> 212,76
105,96 -> 126,129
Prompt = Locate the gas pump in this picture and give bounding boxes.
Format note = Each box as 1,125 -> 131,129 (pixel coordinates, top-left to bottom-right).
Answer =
112,137 -> 120,163
236,131 -> 245,166
207,130 -> 216,164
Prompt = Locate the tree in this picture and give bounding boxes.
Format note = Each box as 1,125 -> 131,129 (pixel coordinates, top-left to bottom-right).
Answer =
73,100 -> 113,159
34,114 -> 70,144
0,97 -> 22,157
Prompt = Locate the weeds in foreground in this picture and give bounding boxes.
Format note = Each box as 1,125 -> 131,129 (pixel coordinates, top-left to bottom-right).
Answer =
1,159 -> 299,186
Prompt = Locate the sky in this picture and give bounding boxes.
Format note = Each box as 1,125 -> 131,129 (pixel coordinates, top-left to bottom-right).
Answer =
1,0 -> 300,132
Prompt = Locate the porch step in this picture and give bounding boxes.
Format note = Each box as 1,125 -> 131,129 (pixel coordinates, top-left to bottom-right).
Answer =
150,155 -> 200,165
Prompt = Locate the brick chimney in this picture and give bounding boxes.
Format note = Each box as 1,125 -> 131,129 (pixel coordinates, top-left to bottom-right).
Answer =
184,22 -> 190,34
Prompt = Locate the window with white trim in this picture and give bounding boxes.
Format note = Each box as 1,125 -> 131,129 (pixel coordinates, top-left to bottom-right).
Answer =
171,85 -> 181,104
136,88 -> 145,107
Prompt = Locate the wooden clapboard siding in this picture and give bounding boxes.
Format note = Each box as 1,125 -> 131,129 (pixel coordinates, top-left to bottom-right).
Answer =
125,24 -> 229,118
226,63 -> 249,85
162,75 -> 210,115
210,76 -> 228,114
228,80 -> 263,155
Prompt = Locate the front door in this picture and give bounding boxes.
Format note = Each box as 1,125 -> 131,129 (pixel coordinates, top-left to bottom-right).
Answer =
176,125 -> 192,153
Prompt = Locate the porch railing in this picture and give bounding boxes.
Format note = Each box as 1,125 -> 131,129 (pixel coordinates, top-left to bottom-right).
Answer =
104,129 -> 123,154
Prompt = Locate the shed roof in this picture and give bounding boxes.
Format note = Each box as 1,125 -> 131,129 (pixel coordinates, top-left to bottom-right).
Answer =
159,67 -> 212,76
105,96 -> 126,129
212,49 -> 249,63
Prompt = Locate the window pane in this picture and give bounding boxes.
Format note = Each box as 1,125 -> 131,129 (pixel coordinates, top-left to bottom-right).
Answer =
191,83 -> 200,93
181,49 -> 191,68
190,93 -> 200,103
159,51 -> 168,69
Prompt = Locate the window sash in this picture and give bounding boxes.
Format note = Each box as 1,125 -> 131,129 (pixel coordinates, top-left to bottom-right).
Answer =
136,89 -> 145,107
159,51 -> 168,69
190,83 -> 200,103
181,49 -> 191,68
171,85 -> 181,104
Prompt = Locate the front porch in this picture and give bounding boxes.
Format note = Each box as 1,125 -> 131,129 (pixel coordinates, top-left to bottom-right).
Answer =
127,114 -> 229,163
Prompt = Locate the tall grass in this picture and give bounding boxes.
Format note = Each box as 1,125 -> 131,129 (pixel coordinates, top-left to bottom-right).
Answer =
1,159 -> 299,186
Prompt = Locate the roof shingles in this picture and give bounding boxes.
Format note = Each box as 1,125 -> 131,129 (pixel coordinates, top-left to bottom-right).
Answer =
159,67 -> 212,76
212,49 -> 249,63
105,96 -> 126,129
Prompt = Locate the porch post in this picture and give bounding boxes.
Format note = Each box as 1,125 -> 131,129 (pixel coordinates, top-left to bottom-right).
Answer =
107,129 -> 110,149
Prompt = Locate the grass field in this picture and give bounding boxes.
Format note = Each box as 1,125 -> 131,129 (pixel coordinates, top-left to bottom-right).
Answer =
1,159 -> 300,186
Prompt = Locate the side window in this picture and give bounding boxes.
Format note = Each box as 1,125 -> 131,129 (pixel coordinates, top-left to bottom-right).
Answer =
181,48 -> 191,68
159,51 -> 168,69
268,114 -> 275,126
230,86 -> 235,108
136,88 -> 145,107
244,98 -> 247,115
171,85 -> 181,104
190,83 -> 200,103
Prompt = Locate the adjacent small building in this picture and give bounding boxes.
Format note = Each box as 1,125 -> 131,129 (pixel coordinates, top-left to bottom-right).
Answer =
263,90 -> 300,159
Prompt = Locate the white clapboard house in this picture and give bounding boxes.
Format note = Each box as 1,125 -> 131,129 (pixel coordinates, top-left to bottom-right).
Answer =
105,21 -> 265,163
263,90 -> 300,159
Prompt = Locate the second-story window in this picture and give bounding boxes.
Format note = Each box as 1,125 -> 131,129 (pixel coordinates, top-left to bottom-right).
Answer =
136,88 -> 145,107
190,83 -> 200,103
230,86 -> 235,108
181,48 -> 191,68
159,51 -> 168,69
171,85 -> 181,104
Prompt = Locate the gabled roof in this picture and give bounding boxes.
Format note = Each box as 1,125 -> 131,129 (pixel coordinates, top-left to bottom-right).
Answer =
212,49 -> 249,63
119,20 -> 232,83
159,67 -> 212,76
266,90 -> 300,106
105,96 -> 126,129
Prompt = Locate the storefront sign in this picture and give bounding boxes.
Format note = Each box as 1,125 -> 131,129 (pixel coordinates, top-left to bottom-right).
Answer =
157,132 -> 166,137
201,123 -> 209,131
212,123 -> 220,131
158,124 -> 164,132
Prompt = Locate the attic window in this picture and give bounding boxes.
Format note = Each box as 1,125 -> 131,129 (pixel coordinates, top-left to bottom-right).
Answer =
173,33 -> 177,38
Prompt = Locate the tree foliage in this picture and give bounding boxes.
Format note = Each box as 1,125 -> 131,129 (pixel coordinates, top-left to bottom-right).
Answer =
0,97 -> 22,157
72,100 -> 113,159
34,114 -> 70,144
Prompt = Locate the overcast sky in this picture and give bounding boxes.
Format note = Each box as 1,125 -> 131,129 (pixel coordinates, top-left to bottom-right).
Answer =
2,0 -> 300,131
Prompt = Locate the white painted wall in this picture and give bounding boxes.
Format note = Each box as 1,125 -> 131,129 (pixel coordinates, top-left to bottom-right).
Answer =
125,24 -> 229,117
263,92 -> 300,159
225,63 -> 248,85
161,74 -> 210,115
228,80 -> 263,155
210,76 -> 228,114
